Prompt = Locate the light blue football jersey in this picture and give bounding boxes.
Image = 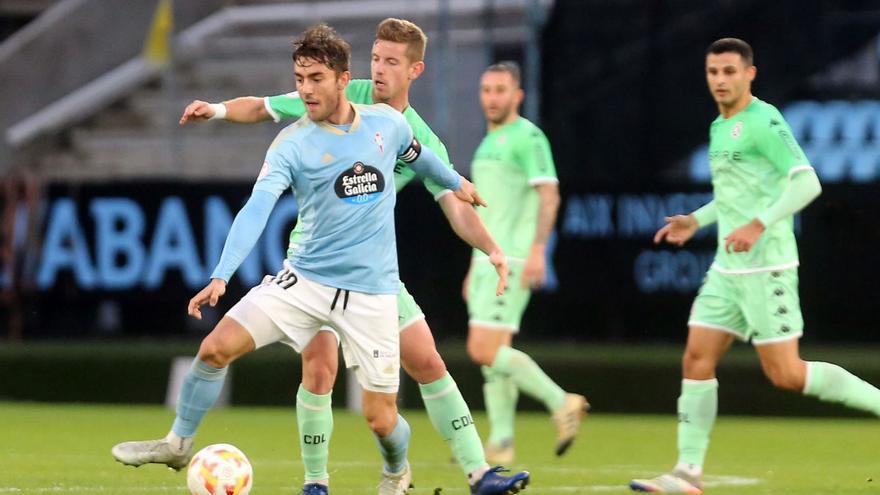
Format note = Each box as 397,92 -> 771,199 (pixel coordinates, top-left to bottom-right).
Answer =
254,103 -> 416,294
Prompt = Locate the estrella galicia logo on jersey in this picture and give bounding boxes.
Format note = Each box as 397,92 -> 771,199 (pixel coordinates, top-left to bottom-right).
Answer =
335,162 -> 385,204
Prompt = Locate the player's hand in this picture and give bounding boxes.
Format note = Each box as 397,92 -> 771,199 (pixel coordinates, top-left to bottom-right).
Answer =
179,100 -> 214,125
188,278 -> 227,320
724,218 -> 765,253
489,250 -> 509,296
521,244 -> 546,289
654,214 -> 699,246
462,270 -> 471,301
454,177 -> 488,207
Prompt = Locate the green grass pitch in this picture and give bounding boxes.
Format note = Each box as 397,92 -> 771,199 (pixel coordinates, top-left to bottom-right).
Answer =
1,402 -> 877,494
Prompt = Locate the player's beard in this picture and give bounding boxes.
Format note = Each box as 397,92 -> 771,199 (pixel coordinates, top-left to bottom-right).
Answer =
488,104 -> 514,126
313,92 -> 340,122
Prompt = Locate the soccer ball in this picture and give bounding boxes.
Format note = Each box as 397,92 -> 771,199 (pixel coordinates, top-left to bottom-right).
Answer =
186,443 -> 253,495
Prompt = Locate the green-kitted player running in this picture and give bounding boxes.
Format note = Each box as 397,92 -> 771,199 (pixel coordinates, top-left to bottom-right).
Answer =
630,38 -> 880,494
464,61 -> 589,465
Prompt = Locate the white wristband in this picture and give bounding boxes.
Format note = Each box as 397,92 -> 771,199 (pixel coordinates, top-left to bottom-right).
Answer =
208,103 -> 227,120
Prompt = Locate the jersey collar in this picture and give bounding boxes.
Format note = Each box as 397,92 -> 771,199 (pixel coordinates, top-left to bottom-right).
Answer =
316,103 -> 362,135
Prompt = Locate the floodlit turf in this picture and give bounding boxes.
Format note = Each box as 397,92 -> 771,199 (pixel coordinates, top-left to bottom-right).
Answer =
1,402 -> 877,494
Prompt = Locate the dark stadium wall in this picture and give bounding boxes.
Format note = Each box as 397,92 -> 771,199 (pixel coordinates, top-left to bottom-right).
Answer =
541,0 -> 880,188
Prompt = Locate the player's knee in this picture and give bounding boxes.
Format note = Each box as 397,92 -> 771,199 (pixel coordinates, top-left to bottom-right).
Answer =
402,349 -> 447,384
302,361 -> 336,395
466,339 -> 494,366
198,336 -> 234,368
365,408 -> 397,437
681,349 -> 716,379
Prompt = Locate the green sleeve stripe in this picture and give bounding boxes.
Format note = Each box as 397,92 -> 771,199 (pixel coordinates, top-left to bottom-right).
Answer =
263,96 -> 281,123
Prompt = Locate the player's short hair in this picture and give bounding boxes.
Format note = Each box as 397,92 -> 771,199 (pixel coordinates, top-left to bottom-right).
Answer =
376,18 -> 427,62
292,23 -> 351,74
484,61 -> 522,86
706,38 -> 754,66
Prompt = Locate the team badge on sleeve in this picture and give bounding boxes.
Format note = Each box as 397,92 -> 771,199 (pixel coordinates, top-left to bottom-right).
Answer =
335,161 -> 386,204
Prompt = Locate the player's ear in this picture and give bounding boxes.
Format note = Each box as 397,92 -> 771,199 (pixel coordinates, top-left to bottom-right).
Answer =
515,87 -> 525,106
409,60 -> 425,81
748,64 -> 757,81
337,70 -> 351,89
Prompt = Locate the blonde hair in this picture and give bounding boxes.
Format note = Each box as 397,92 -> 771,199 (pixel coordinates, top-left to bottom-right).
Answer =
376,18 -> 427,62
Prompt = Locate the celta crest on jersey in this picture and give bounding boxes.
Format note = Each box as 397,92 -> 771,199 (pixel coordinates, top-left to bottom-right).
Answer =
335,161 -> 386,204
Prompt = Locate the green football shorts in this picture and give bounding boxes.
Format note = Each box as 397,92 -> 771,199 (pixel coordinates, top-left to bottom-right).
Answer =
688,267 -> 803,345
467,260 -> 531,333
397,282 -> 425,331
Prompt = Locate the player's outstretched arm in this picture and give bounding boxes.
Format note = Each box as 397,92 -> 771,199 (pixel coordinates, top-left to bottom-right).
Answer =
179,97 -> 271,125
402,143 -> 489,206
521,183 -> 560,289
439,194 -> 508,295
188,190 -> 277,319
654,200 -> 712,247
654,214 -> 700,247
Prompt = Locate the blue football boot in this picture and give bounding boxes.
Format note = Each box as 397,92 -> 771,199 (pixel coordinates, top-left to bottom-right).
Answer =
301,483 -> 329,495
471,466 -> 530,494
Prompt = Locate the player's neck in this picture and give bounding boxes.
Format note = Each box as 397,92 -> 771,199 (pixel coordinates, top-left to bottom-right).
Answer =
488,113 -> 520,132
385,92 -> 410,113
487,112 -> 520,132
718,92 -> 753,119
326,97 -> 355,125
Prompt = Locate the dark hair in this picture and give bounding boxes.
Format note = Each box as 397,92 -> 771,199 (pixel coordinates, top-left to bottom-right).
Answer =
485,60 -> 521,86
292,23 -> 351,73
706,38 -> 753,65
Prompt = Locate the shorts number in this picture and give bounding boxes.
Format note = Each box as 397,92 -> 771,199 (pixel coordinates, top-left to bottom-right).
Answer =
269,268 -> 298,289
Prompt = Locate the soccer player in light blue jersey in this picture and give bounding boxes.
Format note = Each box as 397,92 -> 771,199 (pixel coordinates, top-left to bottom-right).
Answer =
112,24 -> 499,495
177,18 -> 531,495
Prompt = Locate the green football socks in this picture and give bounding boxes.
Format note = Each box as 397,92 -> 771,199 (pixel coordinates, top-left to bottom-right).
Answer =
481,365 -> 519,446
489,346 -> 566,412
420,373 -> 488,475
296,385 -> 333,483
804,361 -> 880,415
677,378 -> 718,468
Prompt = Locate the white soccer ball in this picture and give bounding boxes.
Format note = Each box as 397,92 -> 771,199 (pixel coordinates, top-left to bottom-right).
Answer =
186,443 -> 253,495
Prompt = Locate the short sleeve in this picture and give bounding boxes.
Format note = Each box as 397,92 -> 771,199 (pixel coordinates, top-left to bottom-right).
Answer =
264,93 -> 305,122
755,112 -> 812,177
516,126 -> 558,185
253,147 -> 296,198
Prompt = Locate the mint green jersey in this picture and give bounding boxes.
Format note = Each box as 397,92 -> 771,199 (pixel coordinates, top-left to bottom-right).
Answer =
470,117 -> 557,260
707,97 -> 813,273
266,79 -> 455,250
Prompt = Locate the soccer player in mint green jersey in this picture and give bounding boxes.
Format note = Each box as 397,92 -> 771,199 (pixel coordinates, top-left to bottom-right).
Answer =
464,61 -> 588,465
630,38 -> 880,495
178,18 -> 531,495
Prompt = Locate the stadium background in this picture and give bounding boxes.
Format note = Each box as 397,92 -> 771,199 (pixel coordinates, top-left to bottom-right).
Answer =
1,0 -> 880,415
